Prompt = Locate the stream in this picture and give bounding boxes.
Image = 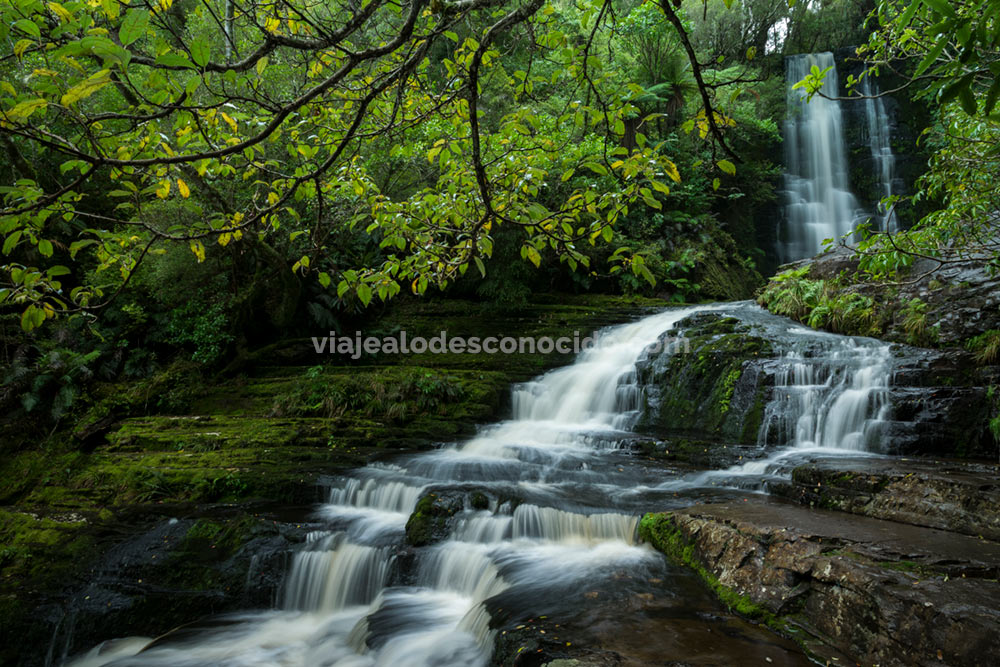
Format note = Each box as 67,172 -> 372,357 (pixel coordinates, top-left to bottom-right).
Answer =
67,302 -> 895,667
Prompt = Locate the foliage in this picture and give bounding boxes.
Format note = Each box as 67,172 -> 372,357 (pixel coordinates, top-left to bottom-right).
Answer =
272,366 -> 466,422
0,0 -> 701,328
816,0 -> 1000,281
967,330 -> 1000,365
757,267 -> 881,337
162,299 -> 234,365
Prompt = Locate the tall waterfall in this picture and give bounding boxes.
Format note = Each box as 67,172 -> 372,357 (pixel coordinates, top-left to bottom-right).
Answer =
66,303 -> 893,667
859,76 -> 900,232
780,52 -> 862,262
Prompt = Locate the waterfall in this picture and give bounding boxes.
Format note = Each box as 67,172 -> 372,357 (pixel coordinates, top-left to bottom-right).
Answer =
780,52 -> 862,262
859,75 -> 900,232
759,341 -> 891,451
65,303 -> 894,667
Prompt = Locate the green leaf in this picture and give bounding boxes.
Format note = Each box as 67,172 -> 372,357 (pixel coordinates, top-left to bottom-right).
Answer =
118,9 -> 149,46
190,38 -> 211,67
69,239 -> 98,258
356,283 -> 372,306
939,73 -> 973,106
155,53 -> 195,69
3,231 -> 22,255
958,86 -> 978,116
317,272 -> 331,288
582,162 -> 607,176
914,39 -> 948,77
473,256 -> 486,278
14,19 -> 40,40
922,0 -> 955,18
712,178 -> 721,191
62,69 -> 112,105
38,239 -> 53,257
717,159 -> 736,175
21,305 -> 45,332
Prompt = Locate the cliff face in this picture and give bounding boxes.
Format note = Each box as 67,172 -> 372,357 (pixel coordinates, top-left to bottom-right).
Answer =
833,47 -> 933,231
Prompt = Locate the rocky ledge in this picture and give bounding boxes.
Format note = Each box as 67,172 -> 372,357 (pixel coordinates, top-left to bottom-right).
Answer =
771,457 -> 1000,541
640,494 -> 1000,667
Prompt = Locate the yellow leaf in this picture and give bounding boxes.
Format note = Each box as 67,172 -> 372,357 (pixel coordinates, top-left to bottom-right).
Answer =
177,178 -> 190,198
156,180 -> 171,198
218,232 -> 231,247
48,2 -> 73,22
189,240 -> 205,262
14,39 -> 33,59
62,69 -> 112,106
220,111 -> 238,132
5,98 -> 47,121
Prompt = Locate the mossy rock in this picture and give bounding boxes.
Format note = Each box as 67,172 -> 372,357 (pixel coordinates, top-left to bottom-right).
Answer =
405,492 -> 463,547
636,313 -> 775,445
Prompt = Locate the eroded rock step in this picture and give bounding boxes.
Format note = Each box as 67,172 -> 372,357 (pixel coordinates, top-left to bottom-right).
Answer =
771,457 -> 1000,541
641,497 -> 1000,667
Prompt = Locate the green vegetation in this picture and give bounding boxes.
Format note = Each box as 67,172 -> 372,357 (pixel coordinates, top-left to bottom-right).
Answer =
757,266 -> 881,338
1,0 -> 999,658
638,513 -> 779,623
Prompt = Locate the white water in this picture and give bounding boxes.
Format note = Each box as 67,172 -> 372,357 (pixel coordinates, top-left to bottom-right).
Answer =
860,75 -> 900,233
781,52 -> 863,262
65,304 -> 892,666
666,317 -> 892,491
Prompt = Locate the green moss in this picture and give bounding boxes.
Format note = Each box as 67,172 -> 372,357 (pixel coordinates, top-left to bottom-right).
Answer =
639,316 -> 772,444
639,513 -> 779,623
405,493 -> 459,547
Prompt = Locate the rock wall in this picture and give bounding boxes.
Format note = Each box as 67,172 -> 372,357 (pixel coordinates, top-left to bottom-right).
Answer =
634,308 -> 998,461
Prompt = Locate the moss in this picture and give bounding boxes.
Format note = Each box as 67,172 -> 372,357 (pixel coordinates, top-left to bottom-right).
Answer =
405,492 -> 459,547
638,315 -> 773,444
638,513 -> 780,623
0,508 -> 95,590
470,492 -> 489,511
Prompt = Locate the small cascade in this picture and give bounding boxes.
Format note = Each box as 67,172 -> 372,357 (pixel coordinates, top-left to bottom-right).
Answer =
859,75 -> 900,232
282,534 -> 394,611
676,321 -> 893,492
510,505 -> 639,544
781,52 -> 862,262
760,343 -> 891,451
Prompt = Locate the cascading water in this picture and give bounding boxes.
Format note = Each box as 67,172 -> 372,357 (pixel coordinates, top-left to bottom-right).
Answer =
780,52 -> 862,263
671,311 -> 892,491
66,303 -> 891,667
859,75 -> 900,232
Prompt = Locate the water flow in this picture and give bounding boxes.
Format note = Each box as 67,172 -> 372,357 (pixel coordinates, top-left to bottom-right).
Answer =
680,320 -> 892,491
859,75 -> 900,232
781,52 -> 862,262
65,304 -> 892,667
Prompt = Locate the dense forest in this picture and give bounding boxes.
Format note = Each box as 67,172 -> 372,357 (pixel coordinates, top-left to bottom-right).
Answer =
1,0 -> 999,665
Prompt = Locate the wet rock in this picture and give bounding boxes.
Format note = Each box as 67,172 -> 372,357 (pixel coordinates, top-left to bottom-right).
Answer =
641,498 -> 1000,667
42,512 -> 296,667
634,312 -> 776,453
770,457 -> 1000,541
403,490 -> 465,547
